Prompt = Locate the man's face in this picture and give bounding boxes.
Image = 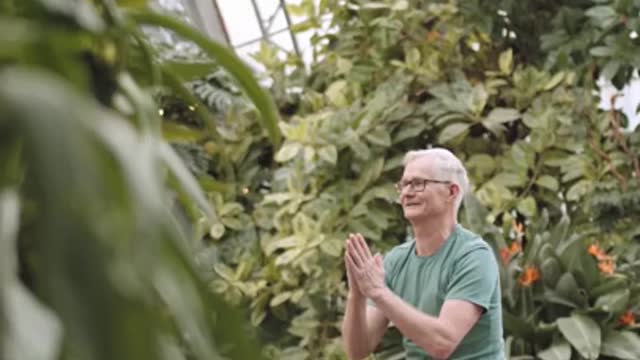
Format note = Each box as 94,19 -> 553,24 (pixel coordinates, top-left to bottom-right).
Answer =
398,157 -> 455,221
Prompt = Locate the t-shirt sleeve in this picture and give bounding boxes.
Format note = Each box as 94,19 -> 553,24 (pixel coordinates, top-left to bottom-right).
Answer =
445,246 -> 499,311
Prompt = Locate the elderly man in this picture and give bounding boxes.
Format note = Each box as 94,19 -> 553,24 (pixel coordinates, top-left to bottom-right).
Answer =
342,148 -> 504,359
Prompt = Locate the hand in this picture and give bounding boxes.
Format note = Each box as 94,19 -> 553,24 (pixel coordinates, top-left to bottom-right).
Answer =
345,233 -> 386,299
344,236 -> 364,298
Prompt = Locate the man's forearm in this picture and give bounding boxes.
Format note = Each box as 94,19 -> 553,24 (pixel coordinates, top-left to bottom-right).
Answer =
369,288 -> 455,359
341,292 -> 372,360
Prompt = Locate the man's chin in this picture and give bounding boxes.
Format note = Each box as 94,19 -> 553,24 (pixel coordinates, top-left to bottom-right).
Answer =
403,209 -> 423,220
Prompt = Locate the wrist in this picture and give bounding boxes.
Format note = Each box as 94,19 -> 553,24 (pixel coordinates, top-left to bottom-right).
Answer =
348,289 -> 366,302
368,286 -> 390,304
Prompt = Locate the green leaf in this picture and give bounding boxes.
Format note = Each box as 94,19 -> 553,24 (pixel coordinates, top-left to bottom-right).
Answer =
159,142 -> 215,220
469,84 -> 488,115
318,145 -> 338,165
566,180 -> 592,201
594,289 -> 629,313
319,237 -> 343,257
517,197 -> 537,218
483,108 -> 521,130
557,314 -> 601,360
538,338 -> 571,360
264,235 -> 301,256
438,123 -> 470,143
129,10 -> 282,146
270,292 -> 292,307
585,6 -> 616,19
601,60 -> 621,80
601,331 -> 640,360
365,127 -> 392,147
499,48 -> 513,75
590,46 -> 614,57
543,72 -> 565,91
275,142 -> 302,162
325,80 -> 349,107
492,172 -> 527,188
405,48 -> 421,69
536,175 -> 559,192
40,0 -> 105,31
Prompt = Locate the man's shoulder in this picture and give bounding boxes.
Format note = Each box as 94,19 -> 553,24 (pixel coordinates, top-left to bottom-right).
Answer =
455,225 -> 492,252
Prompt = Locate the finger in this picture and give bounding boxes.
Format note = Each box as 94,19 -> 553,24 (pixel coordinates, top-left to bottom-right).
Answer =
345,251 -> 361,274
355,233 -> 373,259
347,238 -> 366,267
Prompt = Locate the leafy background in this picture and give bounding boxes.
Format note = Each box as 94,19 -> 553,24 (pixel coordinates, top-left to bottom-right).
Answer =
2,0 -> 640,360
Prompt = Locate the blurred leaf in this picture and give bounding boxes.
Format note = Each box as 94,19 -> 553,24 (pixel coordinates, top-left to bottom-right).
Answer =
275,142 -> 302,162
499,49 -> 513,75
557,314 -> 601,360
536,175 -> 559,192
594,289 -> 629,314
483,108 -> 520,131
601,331 -> 640,360
537,337 -> 571,360
438,123 -> 470,143
318,145 -> 337,165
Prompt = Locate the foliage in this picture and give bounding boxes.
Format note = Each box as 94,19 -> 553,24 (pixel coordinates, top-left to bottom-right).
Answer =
0,0 -> 280,359
168,0 -> 640,359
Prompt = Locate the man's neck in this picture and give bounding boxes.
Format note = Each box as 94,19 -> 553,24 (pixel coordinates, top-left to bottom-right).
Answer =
410,215 -> 457,256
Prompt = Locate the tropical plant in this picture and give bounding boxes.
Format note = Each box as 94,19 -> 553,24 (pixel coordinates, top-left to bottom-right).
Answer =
169,0 -> 640,359
0,0 -> 281,359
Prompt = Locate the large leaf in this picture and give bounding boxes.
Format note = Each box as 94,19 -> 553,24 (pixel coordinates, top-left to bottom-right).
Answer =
438,122 -> 470,143
601,331 -> 640,360
537,338 -> 571,360
1,189 -> 63,360
593,289 -> 629,314
557,314 -> 601,359
482,108 -> 521,132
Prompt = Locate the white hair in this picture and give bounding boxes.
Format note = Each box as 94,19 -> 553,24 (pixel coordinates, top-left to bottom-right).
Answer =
403,148 -> 470,213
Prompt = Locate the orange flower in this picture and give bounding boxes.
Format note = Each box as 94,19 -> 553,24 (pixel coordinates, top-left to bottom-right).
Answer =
588,244 -> 607,260
499,241 -> 522,265
619,311 -> 636,326
597,259 -> 616,275
589,244 -> 616,275
518,266 -> 540,287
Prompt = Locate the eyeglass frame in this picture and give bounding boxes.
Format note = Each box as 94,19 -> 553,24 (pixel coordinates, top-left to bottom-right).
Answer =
394,178 -> 452,193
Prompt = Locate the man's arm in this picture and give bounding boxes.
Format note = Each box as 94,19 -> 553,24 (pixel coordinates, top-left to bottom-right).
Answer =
341,291 -> 389,360
342,235 -> 390,360
370,289 -> 482,359
346,234 -> 485,359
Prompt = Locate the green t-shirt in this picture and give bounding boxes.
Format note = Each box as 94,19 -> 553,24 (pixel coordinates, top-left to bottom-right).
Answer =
372,224 -> 504,359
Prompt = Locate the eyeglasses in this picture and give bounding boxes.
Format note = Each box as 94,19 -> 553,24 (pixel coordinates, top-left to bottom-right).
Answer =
394,178 -> 451,193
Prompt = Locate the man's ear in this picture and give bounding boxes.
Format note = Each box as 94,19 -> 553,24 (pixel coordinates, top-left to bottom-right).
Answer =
449,183 -> 460,200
